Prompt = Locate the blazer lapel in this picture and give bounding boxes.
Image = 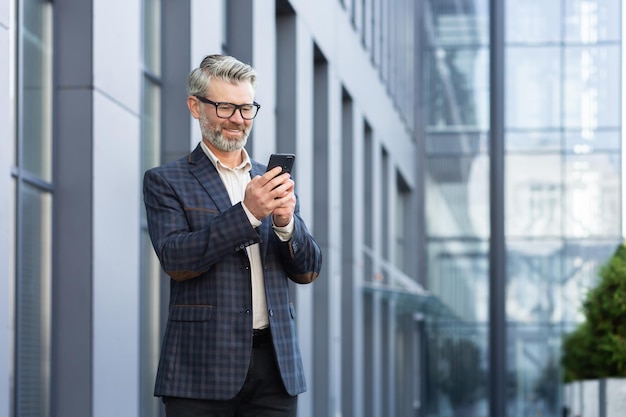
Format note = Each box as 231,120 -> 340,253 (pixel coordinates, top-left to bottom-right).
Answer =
188,145 -> 273,258
188,144 -> 233,212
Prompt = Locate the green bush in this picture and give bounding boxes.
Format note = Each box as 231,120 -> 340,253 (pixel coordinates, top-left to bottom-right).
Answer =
561,243 -> 626,381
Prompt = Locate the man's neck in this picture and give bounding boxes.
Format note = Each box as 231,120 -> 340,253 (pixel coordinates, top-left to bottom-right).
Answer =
203,139 -> 244,168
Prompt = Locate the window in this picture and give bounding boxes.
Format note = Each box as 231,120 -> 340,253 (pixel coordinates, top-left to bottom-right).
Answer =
14,0 -> 53,416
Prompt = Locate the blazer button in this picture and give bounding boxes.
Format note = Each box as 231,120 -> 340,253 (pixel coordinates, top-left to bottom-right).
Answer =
269,309 -> 274,317
246,309 -> 251,314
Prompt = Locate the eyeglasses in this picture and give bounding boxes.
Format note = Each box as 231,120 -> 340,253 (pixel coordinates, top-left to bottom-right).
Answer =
195,95 -> 261,120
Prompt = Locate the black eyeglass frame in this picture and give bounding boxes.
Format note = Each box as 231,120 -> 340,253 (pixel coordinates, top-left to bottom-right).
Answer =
194,95 -> 261,120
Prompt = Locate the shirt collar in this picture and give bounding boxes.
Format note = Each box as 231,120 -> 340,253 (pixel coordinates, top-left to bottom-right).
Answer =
200,141 -> 251,172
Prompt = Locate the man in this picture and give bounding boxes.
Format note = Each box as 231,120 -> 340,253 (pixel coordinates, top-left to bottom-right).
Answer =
143,54 -> 322,417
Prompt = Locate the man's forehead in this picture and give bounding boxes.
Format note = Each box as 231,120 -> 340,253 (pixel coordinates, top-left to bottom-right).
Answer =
207,80 -> 255,100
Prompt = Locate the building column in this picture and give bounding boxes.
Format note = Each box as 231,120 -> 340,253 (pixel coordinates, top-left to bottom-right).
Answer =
52,1 -> 142,416
52,1 -> 95,415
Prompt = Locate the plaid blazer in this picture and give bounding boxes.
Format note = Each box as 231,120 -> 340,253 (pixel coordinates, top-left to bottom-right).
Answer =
143,144 -> 322,400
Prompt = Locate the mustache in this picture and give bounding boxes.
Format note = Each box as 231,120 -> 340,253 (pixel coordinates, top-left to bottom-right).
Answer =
223,124 -> 245,131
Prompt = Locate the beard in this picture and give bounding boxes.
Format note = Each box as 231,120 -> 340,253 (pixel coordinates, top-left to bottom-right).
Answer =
199,106 -> 249,152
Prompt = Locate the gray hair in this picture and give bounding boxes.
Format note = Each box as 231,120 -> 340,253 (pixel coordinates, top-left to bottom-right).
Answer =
187,54 -> 257,96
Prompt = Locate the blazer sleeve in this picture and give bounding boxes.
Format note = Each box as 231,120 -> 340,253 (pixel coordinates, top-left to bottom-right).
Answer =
273,200 -> 323,284
143,167 -> 261,281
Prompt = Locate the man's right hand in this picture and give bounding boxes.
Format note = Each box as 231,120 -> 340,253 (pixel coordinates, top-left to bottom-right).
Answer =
243,167 -> 295,221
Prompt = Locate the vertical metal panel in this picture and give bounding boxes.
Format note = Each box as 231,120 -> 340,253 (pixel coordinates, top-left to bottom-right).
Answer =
340,91 -> 355,417
350,112 -> 366,417
276,9 -> 297,155
51,1 -> 94,416
311,48 -> 330,417
489,0 -> 506,416
159,7 -> 191,417
161,0 -> 191,164
293,16 -> 316,417
225,0 -> 253,62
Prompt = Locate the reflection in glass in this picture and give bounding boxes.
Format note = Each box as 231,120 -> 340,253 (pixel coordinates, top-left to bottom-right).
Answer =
504,238 -> 621,417
507,240 -> 564,323
425,240 -> 488,416
506,0 -> 561,44
506,154 -> 562,238
426,130 -> 488,155
564,153 -> 620,238
16,184 -> 52,417
506,47 -> 561,129
424,321 -> 488,417
507,324 -> 562,417
423,0 -> 623,416
506,131 -> 561,152
425,0 -> 489,47
16,1 -> 53,416
143,0 -> 161,76
426,155 -> 489,238
422,4 -> 491,408
564,129 -> 620,153
564,0 -> 620,43
427,240 -> 489,321
424,48 -> 490,130
21,0 -> 52,181
563,46 -> 620,129
561,241 -> 620,323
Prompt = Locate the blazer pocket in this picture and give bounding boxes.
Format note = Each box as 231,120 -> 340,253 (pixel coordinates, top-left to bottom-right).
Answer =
169,304 -> 213,322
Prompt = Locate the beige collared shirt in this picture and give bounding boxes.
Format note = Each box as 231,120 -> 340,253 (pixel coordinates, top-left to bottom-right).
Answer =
200,142 -> 293,329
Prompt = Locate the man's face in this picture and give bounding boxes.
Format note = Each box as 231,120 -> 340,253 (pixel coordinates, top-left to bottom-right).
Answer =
192,78 -> 255,153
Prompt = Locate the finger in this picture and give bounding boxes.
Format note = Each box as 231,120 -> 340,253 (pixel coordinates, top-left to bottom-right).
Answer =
264,166 -> 284,182
266,174 -> 293,194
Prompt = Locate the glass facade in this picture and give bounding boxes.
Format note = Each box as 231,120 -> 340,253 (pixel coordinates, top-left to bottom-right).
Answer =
423,0 -> 490,414
423,0 -> 622,416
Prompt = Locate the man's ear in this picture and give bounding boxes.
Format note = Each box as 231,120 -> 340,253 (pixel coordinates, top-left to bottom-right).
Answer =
188,96 -> 201,120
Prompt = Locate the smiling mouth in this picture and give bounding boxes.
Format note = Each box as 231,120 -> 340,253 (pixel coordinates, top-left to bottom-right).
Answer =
223,128 -> 242,136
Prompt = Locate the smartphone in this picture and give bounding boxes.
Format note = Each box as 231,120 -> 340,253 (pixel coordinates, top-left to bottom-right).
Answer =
265,153 -> 295,176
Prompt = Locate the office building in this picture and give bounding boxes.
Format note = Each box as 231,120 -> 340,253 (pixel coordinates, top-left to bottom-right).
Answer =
1,1 -> 621,416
